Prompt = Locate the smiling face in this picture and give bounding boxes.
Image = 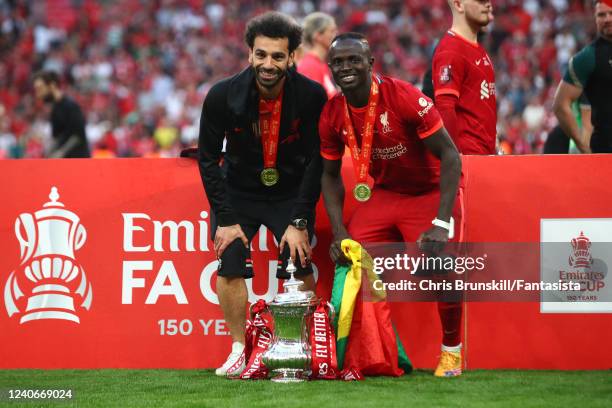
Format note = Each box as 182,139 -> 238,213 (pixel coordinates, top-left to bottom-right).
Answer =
248,35 -> 294,91
327,38 -> 373,92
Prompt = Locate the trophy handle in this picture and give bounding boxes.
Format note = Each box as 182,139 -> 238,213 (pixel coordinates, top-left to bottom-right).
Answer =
15,213 -> 36,263
74,224 -> 87,251
249,300 -> 270,320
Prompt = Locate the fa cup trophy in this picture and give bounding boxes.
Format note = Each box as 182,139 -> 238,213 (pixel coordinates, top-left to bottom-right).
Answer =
262,259 -> 318,383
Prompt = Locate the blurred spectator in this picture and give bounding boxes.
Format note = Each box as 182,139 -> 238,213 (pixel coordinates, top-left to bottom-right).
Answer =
32,70 -> 90,158
297,11 -> 338,98
0,0 -> 599,158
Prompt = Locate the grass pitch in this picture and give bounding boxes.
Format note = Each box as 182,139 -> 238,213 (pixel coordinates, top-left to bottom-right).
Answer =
0,369 -> 610,408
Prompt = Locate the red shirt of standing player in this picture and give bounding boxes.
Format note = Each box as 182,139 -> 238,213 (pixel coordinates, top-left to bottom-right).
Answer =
432,0 -> 496,155
320,33 -> 464,377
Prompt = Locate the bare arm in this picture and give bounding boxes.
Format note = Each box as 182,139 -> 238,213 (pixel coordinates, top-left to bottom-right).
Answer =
553,81 -> 591,153
580,104 -> 593,148
321,158 -> 350,264
418,126 -> 461,252
422,127 -> 461,223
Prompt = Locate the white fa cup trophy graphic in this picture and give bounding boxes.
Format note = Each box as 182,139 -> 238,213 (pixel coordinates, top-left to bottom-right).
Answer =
4,186 -> 93,323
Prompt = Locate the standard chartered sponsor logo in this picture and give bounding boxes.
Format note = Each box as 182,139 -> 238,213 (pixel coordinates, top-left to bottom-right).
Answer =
371,143 -> 407,160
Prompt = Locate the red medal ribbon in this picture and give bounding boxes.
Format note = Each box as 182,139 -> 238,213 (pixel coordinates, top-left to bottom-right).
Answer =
240,299 -> 273,380
259,90 -> 283,169
342,76 -> 379,186
309,301 -> 338,380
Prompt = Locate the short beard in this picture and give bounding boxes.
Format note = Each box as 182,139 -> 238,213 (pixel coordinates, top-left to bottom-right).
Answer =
254,66 -> 286,89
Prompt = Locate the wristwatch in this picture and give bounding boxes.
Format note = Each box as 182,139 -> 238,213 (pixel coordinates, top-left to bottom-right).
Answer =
432,217 -> 454,239
291,218 -> 308,230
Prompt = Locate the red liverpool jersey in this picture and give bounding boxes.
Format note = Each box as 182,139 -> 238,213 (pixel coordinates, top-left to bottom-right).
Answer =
432,30 -> 497,155
297,52 -> 337,99
320,75 -> 443,195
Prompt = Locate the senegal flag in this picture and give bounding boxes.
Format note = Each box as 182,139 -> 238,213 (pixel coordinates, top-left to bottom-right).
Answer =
331,239 -> 412,376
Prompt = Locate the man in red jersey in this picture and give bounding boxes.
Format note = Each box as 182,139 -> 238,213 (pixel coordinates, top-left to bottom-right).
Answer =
298,12 -> 338,98
320,33 -> 464,377
432,0 -> 497,155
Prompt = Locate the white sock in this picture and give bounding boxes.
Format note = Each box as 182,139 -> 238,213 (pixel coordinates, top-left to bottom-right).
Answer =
441,343 -> 462,353
232,341 -> 245,353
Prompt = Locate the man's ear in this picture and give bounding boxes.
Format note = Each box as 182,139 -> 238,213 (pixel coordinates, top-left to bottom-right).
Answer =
288,51 -> 295,67
248,49 -> 253,64
452,0 -> 465,13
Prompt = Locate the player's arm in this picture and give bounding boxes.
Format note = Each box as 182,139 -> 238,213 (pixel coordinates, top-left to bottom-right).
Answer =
553,47 -> 595,153
435,94 -> 459,141
579,95 -> 593,148
418,126 -> 461,253
423,127 -> 461,227
321,157 -> 350,264
289,85 -> 327,222
553,81 -> 590,153
404,83 -> 460,248
432,50 -> 465,140
319,106 -> 351,264
197,83 -> 247,256
281,85 -> 327,267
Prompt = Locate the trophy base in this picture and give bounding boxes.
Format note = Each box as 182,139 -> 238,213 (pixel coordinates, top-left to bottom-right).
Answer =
270,369 -> 308,383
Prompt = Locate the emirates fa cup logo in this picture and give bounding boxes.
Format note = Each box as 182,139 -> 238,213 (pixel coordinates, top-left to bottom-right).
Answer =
4,187 -> 93,324
569,231 -> 593,269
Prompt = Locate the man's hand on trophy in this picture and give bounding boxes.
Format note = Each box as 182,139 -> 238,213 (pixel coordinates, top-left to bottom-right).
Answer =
214,224 -> 249,258
329,228 -> 351,266
280,225 -> 311,268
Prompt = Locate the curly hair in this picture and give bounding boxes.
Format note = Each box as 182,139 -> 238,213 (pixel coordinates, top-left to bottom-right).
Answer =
244,12 -> 303,54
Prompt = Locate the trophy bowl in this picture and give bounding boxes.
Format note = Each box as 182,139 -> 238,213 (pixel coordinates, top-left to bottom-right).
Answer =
262,260 -> 318,383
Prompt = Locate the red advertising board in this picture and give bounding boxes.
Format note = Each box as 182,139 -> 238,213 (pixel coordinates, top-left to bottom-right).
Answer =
0,156 -> 611,369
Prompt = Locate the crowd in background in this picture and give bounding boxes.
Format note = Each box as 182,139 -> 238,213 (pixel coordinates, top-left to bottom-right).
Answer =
0,0 -> 598,158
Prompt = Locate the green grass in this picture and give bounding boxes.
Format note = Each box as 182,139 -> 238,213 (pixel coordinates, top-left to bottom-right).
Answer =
0,369 -> 610,408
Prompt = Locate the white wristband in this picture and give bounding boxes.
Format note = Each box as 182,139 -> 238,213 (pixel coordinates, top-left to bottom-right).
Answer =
432,217 -> 454,239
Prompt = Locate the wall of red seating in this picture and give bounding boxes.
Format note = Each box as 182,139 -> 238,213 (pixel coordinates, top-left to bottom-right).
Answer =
0,155 -> 610,370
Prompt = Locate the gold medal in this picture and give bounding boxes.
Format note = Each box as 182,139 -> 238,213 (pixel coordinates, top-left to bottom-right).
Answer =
260,168 -> 280,186
353,183 -> 372,202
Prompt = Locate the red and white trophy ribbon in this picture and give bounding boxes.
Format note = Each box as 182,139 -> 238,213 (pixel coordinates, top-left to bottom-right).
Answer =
309,300 -> 364,381
240,299 -> 273,380
310,301 -> 338,379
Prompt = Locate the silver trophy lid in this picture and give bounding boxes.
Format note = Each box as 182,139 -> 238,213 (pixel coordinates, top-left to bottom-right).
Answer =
270,258 -> 317,306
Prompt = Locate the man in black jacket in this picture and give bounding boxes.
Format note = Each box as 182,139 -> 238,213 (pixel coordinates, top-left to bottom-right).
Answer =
198,12 -> 327,377
33,70 -> 90,158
